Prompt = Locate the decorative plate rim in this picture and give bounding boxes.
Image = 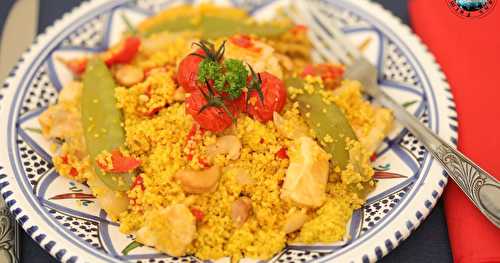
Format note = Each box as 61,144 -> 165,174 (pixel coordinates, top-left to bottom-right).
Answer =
0,0 -> 457,262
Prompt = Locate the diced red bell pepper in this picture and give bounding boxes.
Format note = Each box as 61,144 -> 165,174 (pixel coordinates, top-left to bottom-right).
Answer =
301,64 -> 316,77
132,175 -> 145,190
229,35 -> 261,52
190,207 -> 205,221
184,124 -> 210,167
61,155 -> 69,164
98,149 -> 141,173
184,124 -> 207,144
105,36 -> 141,66
144,85 -> 153,98
230,35 -> 253,48
370,153 -> 377,162
291,24 -> 308,35
198,158 -> 210,168
143,106 -> 162,117
301,64 -> 344,89
69,167 -> 78,177
141,86 -> 165,117
275,147 -> 288,159
186,124 -> 198,143
60,57 -> 88,76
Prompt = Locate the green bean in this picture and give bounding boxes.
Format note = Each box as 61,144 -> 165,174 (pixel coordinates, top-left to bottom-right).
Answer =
141,15 -> 292,39
81,58 -> 133,191
286,77 -> 357,169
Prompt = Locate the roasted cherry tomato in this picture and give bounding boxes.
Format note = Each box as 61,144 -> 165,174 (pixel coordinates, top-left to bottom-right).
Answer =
104,36 -> 141,66
177,49 -> 205,93
185,89 -> 239,132
246,72 -> 287,122
301,63 -> 344,89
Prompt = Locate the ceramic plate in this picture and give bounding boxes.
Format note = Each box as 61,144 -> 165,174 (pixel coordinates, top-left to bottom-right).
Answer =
0,0 -> 457,262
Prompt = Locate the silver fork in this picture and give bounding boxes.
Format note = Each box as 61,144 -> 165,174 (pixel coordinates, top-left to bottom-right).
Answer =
285,1 -> 500,228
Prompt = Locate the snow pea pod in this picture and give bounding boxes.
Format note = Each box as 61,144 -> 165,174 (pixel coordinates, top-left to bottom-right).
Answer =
286,77 -> 357,169
81,58 -> 133,191
141,15 -> 291,39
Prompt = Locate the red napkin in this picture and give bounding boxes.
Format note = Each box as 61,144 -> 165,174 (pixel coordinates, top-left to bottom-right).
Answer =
409,1 -> 500,262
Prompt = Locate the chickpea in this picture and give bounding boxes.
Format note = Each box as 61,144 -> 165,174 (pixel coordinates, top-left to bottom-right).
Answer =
207,135 -> 241,161
231,196 -> 252,227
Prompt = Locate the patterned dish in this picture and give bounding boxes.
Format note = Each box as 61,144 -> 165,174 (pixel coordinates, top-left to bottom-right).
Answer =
0,0 -> 456,262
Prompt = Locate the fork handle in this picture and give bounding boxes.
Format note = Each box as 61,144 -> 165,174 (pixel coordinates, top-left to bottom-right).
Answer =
373,89 -> 500,228
0,196 -> 19,263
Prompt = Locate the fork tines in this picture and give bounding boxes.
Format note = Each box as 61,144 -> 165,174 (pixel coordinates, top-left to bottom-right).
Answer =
284,1 -> 360,65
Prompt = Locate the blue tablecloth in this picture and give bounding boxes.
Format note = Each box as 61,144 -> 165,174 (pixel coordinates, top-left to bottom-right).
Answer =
0,0 -> 453,262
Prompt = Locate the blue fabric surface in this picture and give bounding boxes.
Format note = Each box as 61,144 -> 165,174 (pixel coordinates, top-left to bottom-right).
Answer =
0,0 -> 452,262
0,0 -> 15,44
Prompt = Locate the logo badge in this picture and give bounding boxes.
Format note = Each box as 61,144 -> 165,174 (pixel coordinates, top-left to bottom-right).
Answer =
447,0 -> 496,18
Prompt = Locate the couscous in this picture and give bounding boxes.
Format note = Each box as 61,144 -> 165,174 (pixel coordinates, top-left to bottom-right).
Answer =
39,4 -> 394,261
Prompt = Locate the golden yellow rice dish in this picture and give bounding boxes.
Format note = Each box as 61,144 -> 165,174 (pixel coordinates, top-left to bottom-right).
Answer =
39,4 -> 394,261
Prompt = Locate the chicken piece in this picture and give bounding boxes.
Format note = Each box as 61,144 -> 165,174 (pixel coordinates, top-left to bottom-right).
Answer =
281,136 -> 330,208
136,204 -> 196,257
39,81 -> 83,140
225,39 -> 283,79
86,172 -> 129,219
234,168 -> 254,186
39,105 -> 82,140
283,209 -> 309,234
273,112 -> 308,140
356,107 -> 394,154
58,81 -> 83,104
206,135 -> 241,161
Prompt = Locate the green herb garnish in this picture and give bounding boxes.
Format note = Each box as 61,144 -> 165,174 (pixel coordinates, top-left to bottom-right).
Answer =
198,59 -> 223,86
195,40 -> 249,99
190,39 -> 267,123
222,59 -> 248,99
191,40 -> 225,63
246,64 -> 264,111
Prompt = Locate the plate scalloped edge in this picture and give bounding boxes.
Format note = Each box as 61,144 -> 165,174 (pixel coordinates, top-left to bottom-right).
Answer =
0,2 -> 132,262
316,0 -> 457,262
0,0 -> 458,262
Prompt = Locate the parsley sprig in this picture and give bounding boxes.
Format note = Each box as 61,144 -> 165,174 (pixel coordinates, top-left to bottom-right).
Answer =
194,40 -> 249,99
218,59 -> 248,99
